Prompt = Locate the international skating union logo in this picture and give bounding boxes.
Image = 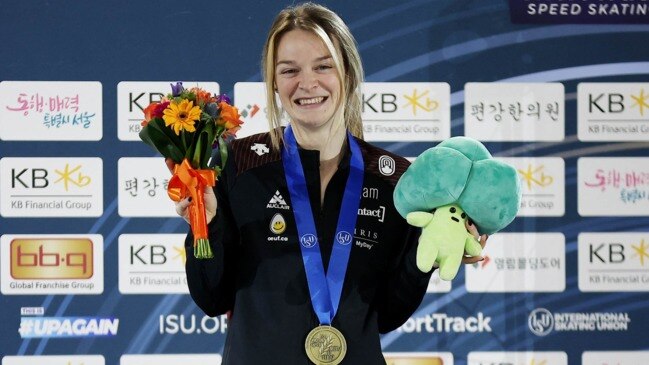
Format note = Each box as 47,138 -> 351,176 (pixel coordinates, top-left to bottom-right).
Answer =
528,308 -> 554,336
300,234 -> 317,248
336,231 -> 352,245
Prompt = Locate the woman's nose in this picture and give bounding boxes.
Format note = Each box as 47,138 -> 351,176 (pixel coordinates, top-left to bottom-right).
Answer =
298,72 -> 318,90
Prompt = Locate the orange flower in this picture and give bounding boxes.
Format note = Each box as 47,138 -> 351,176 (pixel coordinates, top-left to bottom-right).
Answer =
217,101 -> 243,130
191,87 -> 216,105
222,125 -> 241,139
142,102 -> 159,126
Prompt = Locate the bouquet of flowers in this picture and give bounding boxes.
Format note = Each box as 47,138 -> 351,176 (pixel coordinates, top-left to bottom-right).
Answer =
139,82 -> 243,258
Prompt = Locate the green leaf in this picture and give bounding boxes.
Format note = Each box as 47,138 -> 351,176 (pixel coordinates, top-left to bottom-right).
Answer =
148,118 -> 183,153
181,119 -> 216,169
143,124 -> 184,162
202,127 -> 216,167
191,132 -> 206,168
201,131 -> 212,168
138,118 -> 185,162
218,135 -> 228,174
182,128 -> 193,152
181,90 -> 196,103
184,128 -> 197,161
139,124 -> 155,148
215,124 -> 225,137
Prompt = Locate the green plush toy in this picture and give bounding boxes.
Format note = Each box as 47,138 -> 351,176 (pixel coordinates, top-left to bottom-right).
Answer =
394,137 -> 521,280
407,205 -> 483,279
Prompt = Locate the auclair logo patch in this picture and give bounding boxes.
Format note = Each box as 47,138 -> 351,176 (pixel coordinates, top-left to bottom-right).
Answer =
266,191 -> 290,210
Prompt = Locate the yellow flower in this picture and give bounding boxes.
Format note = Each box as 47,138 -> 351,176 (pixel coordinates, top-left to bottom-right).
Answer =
162,99 -> 201,135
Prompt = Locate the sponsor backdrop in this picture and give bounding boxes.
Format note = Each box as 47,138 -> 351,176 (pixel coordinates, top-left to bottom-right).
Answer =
1,0 -> 648,364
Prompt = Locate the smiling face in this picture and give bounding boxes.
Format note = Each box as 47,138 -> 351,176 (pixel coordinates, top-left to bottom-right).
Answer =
432,204 -> 468,225
274,29 -> 342,131
273,220 -> 285,232
270,213 -> 286,235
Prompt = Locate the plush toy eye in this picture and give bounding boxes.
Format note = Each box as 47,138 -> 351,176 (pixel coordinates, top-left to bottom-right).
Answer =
461,213 -> 466,219
450,207 -> 456,213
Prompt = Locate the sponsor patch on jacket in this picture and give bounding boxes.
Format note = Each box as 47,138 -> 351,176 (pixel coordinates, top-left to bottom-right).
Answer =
267,190 -> 290,210
358,206 -> 385,223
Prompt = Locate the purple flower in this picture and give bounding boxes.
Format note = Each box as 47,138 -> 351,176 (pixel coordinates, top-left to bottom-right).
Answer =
216,94 -> 231,104
170,82 -> 184,97
204,102 -> 219,117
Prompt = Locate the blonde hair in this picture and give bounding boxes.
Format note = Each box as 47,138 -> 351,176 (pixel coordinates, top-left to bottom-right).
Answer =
261,2 -> 364,151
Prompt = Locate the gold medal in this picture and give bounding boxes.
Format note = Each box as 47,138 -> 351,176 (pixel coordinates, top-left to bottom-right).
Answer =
304,325 -> 347,365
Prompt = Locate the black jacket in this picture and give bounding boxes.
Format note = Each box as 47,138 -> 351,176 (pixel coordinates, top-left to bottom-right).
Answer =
185,132 -> 432,364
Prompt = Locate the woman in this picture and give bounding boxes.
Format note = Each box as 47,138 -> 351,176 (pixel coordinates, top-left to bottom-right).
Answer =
173,3 -> 486,364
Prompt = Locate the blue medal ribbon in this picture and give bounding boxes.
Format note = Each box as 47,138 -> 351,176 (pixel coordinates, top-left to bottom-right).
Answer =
282,125 -> 364,325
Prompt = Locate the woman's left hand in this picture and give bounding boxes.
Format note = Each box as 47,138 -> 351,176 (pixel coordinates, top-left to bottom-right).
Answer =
462,220 -> 488,264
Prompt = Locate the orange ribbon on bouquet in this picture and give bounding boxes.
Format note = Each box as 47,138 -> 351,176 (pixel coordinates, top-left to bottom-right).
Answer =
168,159 -> 216,259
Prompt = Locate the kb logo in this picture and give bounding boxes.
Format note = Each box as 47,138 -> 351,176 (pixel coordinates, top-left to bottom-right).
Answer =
589,89 -> 649,116
300,234 -> 318,248
362,93 -> 397,113
11,164 -> 91,191
11,168 -> 48,188
130,244 -> 168,265
336,231 -> 352,246
129,91 -> 165,112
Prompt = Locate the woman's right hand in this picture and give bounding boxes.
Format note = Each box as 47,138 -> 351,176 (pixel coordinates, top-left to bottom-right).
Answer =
166,158 -> 218,224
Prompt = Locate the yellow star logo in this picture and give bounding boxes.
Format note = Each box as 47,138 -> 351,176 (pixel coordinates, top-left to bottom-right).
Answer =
54,163 -> 91,191
173,245 -> 187,265
530,360 -> 547,365
517,164 -> 553,190
631,239 -> 649,266
402,89 -> 438,115
630,88 -> 649,116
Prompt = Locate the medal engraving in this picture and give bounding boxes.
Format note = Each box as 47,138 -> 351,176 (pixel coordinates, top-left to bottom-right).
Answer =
305,326 -> 347,365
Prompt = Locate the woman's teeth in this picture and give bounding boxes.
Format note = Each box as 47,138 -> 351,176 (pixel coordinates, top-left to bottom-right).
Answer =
297,97 -> 325,105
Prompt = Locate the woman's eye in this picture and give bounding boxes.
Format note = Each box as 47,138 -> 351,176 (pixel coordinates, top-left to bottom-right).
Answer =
317,64 -> 332,71
280,69 -> 296,75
